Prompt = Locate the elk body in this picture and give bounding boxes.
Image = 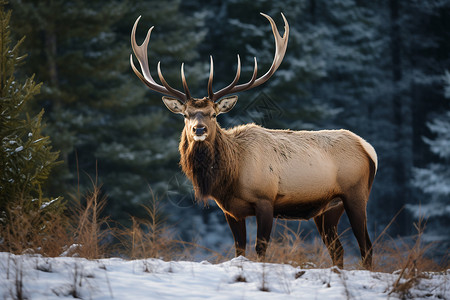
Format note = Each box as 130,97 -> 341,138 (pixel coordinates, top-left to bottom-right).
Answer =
130,13 -> 377,269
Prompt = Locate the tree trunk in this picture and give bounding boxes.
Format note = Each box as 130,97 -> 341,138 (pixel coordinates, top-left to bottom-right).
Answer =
390,0 -> 410,235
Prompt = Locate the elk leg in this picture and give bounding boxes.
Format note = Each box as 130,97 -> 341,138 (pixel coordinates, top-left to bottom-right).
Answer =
225,213 -> 247,257
255,201 -> 274,261
343,195 -> 373,270
314,202 -> 345,268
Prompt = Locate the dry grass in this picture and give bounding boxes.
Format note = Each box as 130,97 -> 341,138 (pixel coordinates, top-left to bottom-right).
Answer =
246,216 -> 448,298
261,220 -> 332,268
1,198 -> 71,257
369,212 -> 448,275
238,215 -> 448,277
373,231 -> 445,274
1,186 -> 448,300
0,178 -> 220,262
4,158 -> 446,297
2,178 -> 448,298
0,175 -> 110,259
113,189 -> 229,262
67,177 -> 110,259
376,219 -> 449,298
114,190 -> 181,260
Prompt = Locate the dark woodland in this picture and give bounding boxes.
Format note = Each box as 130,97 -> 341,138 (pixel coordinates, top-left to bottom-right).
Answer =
2,0 -> 449,258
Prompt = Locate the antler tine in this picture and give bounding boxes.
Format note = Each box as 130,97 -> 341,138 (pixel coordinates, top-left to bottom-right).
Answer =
156,62 -> 187,101
232,57 -> 258,92
212,56 -> 255,102
248,12 -> 289,87
207,56 -> 214,100
210,55 -> 242,102
210,13 -> 289,102
130,16 -> 187,102
181,63 -> 191,100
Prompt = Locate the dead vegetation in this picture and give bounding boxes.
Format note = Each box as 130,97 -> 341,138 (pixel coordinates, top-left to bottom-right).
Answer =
2,186 -> 448,274
0,174 -> 109,259
1,178 -> 448,300
114,190 -> 182,260
1,197 -> 71,257
256,220 -> 332,268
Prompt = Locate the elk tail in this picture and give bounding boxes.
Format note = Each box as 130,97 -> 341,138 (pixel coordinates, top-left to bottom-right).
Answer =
359,138 -> 378,189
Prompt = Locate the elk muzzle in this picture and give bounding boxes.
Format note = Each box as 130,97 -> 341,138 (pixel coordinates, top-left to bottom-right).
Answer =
193,125 -> 207,141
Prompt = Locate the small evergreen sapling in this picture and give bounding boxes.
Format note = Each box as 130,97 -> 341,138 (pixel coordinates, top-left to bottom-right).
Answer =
0,1 -> 62,243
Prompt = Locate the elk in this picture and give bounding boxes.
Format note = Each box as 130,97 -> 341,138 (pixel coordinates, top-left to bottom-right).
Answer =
130,13 -> 377,269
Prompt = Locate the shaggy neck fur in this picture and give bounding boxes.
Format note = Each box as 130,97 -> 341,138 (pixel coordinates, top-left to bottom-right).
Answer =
179,125 -> 238,203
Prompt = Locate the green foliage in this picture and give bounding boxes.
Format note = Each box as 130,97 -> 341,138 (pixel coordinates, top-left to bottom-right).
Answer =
0,1 -> 61,220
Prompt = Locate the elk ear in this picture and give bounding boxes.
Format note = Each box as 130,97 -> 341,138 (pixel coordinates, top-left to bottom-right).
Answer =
162,96 -> 185,114
216,96 -> 238,115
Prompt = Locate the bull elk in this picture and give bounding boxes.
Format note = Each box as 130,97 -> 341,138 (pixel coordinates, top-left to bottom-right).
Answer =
130,13 -> 377,269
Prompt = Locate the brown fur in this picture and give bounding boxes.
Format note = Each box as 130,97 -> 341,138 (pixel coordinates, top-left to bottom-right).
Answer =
178,112 -> 377,269
130,12 -> 376,268
179,124 -> 239,204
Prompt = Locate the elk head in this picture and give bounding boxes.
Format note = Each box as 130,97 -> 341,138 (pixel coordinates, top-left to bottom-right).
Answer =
130,13 -> 289,143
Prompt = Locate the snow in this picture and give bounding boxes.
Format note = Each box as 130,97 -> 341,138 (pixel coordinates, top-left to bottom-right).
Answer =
1,253 -> 448,299
40,198 -> 60,210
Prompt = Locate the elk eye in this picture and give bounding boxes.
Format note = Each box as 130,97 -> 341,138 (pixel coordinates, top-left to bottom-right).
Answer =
212,113 -> 217,118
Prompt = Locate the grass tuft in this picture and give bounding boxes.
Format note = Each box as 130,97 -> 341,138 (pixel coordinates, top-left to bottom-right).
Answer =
114,189 -> 182,260
257,221 -> 331,268
68,176 -> 109,259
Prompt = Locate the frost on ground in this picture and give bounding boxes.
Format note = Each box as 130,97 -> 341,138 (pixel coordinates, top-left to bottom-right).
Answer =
0,252 -> 448,300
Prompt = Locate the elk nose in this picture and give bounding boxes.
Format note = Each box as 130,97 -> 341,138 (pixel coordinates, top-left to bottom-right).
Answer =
193,126 -> 207,136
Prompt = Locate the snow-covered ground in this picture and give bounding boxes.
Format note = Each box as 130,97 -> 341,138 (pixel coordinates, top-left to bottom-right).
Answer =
1,252 -> 448,299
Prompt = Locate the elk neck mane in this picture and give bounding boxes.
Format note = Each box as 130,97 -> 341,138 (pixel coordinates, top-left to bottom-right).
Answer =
179,125 -> 239,203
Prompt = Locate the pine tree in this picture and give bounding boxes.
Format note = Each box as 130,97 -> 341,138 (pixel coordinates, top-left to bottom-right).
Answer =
411,71 -> 450,244
0,1 -> 61,221
8,0 -> 132,196
383,0 -> 450,235
92,0 -> 206,221
8,0 -> 206,222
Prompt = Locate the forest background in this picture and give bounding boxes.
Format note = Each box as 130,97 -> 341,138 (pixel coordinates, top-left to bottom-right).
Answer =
3,0 -> 449,259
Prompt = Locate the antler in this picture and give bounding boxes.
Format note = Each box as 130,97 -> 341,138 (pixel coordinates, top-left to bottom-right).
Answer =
130,16 -> 190,102
208,13 -> 289,102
